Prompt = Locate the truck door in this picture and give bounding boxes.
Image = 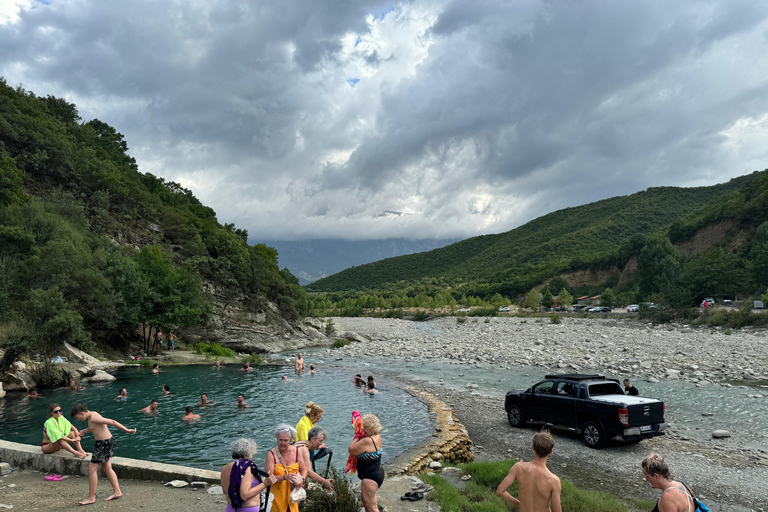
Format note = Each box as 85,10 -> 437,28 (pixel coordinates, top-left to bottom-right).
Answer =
549,381 -> 578,427
527,380 -> 556,421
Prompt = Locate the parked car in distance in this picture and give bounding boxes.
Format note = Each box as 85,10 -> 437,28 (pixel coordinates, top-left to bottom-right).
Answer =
626,304 -> 639,312
554,306 -> 566,311
499,306 -> 511,312
723,299 -> 733,306
505,374 -> 667,448
640,302 -> 657,309
703,297 -> 715,306
457,307 -> 471,312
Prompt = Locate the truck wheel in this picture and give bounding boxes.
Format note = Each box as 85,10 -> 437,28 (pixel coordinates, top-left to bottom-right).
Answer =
582,421 -> 604,448
506,405 -> 526,428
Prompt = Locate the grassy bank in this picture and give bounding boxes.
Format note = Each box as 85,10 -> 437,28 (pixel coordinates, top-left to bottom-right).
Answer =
420,460 -> 654,512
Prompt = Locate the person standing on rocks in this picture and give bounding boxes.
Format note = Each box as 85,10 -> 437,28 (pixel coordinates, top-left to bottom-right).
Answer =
496,430 -> 562,512
624,379 -> 639,396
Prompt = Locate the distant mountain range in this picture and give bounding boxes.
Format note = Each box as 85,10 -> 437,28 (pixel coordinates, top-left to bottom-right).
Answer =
265,238 -> 459,285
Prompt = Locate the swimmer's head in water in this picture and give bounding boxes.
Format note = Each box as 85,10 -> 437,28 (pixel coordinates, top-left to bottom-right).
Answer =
163,384 -> 170,392
237,394 -> 245,403
282,376 -> 288,380
185,406 -> 193,414
200,394 -> 207,401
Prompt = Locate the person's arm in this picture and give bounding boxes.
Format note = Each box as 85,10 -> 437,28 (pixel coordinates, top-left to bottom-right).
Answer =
301,447 -> 333,490
266,450 -> 286,484
295,449 -> 308,487
550,477 -> 562,512
496,464 -> 520,507
68,425 -> 81,440
348,436 -> 374,456
91,415 -> 137,434
240,467 -> 268,501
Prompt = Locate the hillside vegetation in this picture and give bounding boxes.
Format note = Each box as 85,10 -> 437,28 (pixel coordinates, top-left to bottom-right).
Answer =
308,175 -> 753,296
0,79 -> 306,381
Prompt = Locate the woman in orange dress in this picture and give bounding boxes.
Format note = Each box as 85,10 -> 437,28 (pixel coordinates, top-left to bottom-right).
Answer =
264,424 -> 307,512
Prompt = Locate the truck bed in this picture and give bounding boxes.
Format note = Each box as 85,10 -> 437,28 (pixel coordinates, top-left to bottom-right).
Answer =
589,394 -> 661,405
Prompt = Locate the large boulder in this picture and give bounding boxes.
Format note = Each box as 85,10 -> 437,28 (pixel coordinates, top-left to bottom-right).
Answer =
84,370 -> 116,383
62,342 -> 103,367
1,361 -> 37,391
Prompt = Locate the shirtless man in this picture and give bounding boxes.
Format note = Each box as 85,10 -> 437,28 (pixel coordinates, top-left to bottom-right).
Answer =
182,406 -> 200,422
138,400 -> 159,414
295,353 -> 305,372
114,388 -> 128,401
236,394 -> 248,408
70,404 -> 137,505
196,393 -> 217,406
497,431 -> 562,512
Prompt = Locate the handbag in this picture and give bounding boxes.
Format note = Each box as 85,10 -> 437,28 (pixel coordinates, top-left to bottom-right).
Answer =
274,448 -> 307,504
682,483 -> 711,512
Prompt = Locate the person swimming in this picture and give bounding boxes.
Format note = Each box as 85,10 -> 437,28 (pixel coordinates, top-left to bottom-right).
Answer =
114,389 -> 129,401
182,406 -> 200,422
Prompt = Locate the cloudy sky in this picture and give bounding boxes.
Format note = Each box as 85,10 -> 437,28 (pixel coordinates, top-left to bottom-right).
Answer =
2,0 -> 768,242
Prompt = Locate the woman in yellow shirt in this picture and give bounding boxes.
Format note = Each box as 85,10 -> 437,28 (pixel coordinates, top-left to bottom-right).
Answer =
295,402 -> 323,460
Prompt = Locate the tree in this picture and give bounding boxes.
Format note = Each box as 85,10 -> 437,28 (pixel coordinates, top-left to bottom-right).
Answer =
548,276 -> 569,295
638,237 -> 682,299
601,287 -> 617,308
541,289 -> 554,309
135,246 -> 209,353
523,288 -> 542,310
749,221 -> 768,289
557,288 -> 573,307
0,153 -> 26,207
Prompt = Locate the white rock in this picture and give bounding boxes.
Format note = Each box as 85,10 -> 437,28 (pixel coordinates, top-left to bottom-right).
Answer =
428,461 -> 442,469
164,480 -> 190,488
712,430 -> 731,439
190,481 -> 207,488
207,487 -> 224,495
85,370 -> 116,383
0,463 -> 11,476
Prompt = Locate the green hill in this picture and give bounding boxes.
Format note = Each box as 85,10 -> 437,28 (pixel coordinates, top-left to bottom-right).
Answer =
0,79 -> 306,379
308,174 -> 759,296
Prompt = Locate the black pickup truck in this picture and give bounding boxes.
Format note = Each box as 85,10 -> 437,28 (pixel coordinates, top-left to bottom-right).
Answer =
504,374 -> 667,448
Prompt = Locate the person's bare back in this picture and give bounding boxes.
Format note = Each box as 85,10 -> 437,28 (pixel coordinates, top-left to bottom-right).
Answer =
497,431 -> 562,512
510,461 -> 561,512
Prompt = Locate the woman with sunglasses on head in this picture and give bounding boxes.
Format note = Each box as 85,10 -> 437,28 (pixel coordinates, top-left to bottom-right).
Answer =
41,403 -> 87,458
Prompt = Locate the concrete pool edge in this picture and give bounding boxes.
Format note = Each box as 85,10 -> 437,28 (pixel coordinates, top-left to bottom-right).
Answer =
384,385 -> 473,475
0,439 -> 220,483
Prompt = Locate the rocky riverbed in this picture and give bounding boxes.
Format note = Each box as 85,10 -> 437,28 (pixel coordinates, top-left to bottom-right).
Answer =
331,316 -> 768,385
330,316 -> 768,511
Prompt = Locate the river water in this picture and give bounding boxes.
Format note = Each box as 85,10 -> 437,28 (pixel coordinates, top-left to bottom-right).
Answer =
0,364 -> 431,471
292,345 -> 768,451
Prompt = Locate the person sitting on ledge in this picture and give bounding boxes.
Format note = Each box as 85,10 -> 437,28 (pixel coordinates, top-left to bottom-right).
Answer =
42,403 -> 88,459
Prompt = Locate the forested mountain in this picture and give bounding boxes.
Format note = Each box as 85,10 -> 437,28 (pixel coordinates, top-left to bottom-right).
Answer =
0,79 -> 307,376
268,238 -> 458,285
308,172 -> 765,302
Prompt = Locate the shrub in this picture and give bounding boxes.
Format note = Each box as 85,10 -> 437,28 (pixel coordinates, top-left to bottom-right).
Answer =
383,309 -> 403,318
29,363 -> 64,388
240,353 -> 264,364
413,311 -> 429,322
304,466 -> 358,512
332,338 -> 351,348
468,308 -> 497,317
550,314 -> 561,324
192,342 -> 236,358
457,317 -> 467,324
724,329 -> 732,335
325,319 -> 335,336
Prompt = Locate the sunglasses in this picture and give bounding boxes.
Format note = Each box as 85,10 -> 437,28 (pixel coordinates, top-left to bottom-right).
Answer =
53,409 -> 62,414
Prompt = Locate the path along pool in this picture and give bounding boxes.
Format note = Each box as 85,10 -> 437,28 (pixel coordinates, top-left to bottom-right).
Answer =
0,364 -> 432,471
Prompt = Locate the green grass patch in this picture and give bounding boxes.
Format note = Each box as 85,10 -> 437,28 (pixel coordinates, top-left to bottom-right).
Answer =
123,358 -> 157,367
332,338 -> 351,348
240,353 -> 264,364
422,460 -> 635,512
192,342 -> 237,358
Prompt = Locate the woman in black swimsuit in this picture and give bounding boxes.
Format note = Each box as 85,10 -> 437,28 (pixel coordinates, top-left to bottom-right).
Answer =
348,415 -> 383,512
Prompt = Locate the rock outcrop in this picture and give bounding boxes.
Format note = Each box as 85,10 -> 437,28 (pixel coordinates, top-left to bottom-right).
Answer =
179,298 -> 327,353
1,361 -> 36,391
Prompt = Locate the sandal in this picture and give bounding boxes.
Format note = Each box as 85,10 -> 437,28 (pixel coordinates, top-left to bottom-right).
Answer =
401,492 -> 415,500
408,492 -> 424,501
45,474 -> 64,481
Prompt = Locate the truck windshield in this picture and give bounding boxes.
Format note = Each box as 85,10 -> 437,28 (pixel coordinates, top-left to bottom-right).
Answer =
587,383 -> 624,396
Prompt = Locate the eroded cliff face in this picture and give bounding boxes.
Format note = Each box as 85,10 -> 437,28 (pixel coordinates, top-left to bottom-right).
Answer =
179,293 -> 328,354
550,218 -> 751,289
675,218 -> 753,258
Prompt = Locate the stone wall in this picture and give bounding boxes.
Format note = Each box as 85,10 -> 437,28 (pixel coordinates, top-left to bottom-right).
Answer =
386,387 -> 473,476
0,440 -> 219,483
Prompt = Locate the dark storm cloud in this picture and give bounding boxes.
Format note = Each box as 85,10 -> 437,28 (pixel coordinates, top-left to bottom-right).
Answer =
2,0 -> 768,240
